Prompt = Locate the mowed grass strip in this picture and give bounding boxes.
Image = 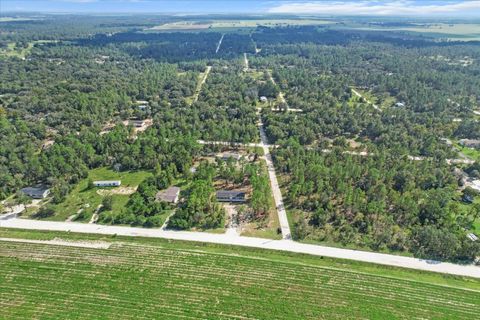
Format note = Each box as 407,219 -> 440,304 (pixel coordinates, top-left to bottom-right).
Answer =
1,239 -> 480,320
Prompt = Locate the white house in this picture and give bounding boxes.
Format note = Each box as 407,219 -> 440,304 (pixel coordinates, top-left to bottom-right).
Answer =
93,180 -> 121,187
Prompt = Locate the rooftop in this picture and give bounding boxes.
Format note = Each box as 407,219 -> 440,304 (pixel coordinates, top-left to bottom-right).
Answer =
156,186 -> 181,203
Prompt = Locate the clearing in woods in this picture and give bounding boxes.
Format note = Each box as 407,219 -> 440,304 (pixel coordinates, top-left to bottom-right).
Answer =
0,229 -> 479,320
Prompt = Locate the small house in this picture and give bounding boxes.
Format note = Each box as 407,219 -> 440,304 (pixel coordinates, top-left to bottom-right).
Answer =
131,120 -> 145,128
260,96 -> 268,103
156,187 -> 180,204
20,185 -> 50,199
216,190 -> 246,203
93,180 -> 121,187
467,233 -> 478,242
217,152 -> 242,161
459,139 -> 480,149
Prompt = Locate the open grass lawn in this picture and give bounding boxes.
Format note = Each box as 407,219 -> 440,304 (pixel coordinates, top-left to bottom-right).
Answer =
0,228 -> 479,319
46,168 -> 151,222
0,40 -> 57,59
457,145 -> 480,162
341,23 -> 480,41
0,42 -> 33,59
457,197 -> 480,234
350,88 -> 396,109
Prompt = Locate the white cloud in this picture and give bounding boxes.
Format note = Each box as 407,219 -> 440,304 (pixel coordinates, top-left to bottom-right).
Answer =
268,1 -> 480,16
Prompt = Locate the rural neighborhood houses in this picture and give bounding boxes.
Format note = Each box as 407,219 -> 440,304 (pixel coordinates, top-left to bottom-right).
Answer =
20,185 -> 50,199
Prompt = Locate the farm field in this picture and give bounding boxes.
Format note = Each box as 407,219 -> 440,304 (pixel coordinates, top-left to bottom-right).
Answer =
40,168 -> 152,222
345,23 -> 480,41
149,19 -> 333,31
0,229 -> 480,319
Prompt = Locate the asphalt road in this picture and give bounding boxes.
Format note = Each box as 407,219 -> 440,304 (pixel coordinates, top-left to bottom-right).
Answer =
1,217 -> 480,278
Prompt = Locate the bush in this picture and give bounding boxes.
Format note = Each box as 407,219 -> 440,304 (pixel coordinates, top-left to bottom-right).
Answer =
34,206 -> 55,219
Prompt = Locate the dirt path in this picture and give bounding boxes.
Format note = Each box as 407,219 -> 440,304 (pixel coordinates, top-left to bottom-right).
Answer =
215,34 -> 224,54
192,66 -> 212,104
351,88 -> 381,112
258,119 -> 292,240
2,218 -> 480,278
223,204 -> 240,237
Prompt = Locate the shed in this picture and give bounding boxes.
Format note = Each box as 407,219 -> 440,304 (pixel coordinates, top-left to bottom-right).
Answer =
216,190 -> 246,203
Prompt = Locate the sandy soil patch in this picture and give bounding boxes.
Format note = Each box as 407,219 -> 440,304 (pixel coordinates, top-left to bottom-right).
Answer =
96,186 -> 137,196
0,237 -> 112,249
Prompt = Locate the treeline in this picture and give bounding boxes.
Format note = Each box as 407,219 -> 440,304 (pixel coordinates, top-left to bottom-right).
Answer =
193,66 -> 260,142
274,140 -> 480,262
83,31 -> 222,62
0,114 -> 200,200
168,162 -> 225,230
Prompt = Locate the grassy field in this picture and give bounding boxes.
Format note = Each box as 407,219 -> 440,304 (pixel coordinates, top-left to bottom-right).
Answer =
149,19 -> 333,31
0,42 -> 33,59
0,40 -> 58,59
0,228 -> 479,319
350,88 -> 396,109
457,144 -> 480,162
345,23 -> 480,41
44,167 -> 151,222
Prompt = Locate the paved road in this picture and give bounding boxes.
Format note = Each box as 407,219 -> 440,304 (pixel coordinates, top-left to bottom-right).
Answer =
1,218 -> 479,278
258,120 -> 292,240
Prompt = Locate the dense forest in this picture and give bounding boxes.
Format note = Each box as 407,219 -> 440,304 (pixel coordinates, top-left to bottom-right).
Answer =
1,15 -> 479,261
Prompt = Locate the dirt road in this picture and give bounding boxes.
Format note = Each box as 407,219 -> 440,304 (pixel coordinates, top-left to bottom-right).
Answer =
258,120 -> 292,240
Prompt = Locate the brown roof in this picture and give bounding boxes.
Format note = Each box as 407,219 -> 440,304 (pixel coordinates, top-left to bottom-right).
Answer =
156,187 -> 180,203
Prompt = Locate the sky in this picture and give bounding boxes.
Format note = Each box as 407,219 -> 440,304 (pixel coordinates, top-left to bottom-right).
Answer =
1,0 -> 480,17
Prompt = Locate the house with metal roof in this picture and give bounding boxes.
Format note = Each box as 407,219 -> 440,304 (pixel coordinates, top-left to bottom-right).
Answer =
20,185 -> 50,199
93,180 -> 121,187
216,190 -> 246,203
217,152 -> 242,161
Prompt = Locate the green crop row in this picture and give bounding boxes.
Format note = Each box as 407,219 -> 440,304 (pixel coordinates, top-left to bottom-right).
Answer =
1,238 -> 479,319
